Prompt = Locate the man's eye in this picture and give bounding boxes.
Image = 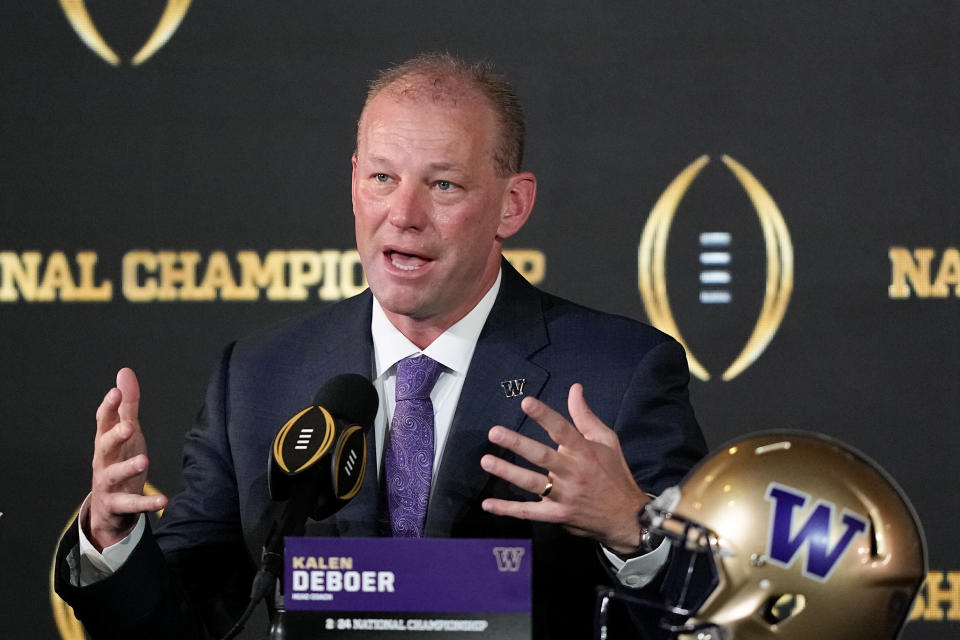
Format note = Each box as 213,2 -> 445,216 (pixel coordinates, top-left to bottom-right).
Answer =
375,173 -> 390,182
436,180 -> 455,191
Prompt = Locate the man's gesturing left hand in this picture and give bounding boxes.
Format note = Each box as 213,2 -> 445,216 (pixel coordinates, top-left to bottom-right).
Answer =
480,383 -> 649,555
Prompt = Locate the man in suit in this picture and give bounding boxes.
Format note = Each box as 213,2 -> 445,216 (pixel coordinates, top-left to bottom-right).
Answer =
56,53 -> 705,639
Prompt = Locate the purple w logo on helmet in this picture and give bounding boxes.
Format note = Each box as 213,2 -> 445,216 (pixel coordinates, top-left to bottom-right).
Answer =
764,483 -> 870,582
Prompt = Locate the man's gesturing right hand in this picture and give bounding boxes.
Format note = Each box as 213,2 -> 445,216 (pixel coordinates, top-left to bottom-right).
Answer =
87,367 -> 167,552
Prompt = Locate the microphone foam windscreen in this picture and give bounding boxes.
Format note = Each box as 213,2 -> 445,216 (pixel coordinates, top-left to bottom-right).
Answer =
313,373 -> 378,428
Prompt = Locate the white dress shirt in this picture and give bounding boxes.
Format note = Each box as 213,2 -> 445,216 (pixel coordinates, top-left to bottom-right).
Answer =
370,269 -> 501,477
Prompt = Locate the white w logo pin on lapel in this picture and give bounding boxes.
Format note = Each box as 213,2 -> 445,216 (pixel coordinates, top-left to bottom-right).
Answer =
500,379 -> 526,398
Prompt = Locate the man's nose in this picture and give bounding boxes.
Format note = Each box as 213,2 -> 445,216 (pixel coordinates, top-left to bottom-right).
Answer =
388,182 -> 429,230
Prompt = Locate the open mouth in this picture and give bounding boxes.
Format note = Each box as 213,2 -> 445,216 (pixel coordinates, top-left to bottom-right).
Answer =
387,250 -> 431,272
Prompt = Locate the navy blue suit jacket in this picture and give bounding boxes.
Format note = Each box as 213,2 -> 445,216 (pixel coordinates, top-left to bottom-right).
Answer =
56,260 -> 705,639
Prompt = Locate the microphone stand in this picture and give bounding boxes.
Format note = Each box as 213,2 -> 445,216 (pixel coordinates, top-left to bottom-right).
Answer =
220,481 -> 315,640
269,589 -> 287,640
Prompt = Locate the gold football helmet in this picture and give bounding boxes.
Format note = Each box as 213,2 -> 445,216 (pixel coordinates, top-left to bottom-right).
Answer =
598,431 -> 926,640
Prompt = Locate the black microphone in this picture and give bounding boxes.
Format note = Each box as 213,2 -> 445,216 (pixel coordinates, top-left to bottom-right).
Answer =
222,374 -> 378,640
267,374 -> 379,519
263,373 -> 378,551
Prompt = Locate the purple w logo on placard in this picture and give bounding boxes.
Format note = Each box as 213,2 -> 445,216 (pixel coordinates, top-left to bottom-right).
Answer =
764,483 -> 870,582
492,547 -> 526,572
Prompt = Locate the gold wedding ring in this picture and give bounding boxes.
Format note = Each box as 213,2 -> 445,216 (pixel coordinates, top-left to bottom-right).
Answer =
540,479 -> 554,498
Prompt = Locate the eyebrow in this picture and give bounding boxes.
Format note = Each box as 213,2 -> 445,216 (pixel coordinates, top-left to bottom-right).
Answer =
362,154 -> 393,166
362,155 -> 467,175
427,162 -> 466,173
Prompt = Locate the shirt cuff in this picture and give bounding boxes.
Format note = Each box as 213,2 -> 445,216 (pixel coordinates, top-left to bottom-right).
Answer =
74,494 -> 146,587
601,534 -> 671,589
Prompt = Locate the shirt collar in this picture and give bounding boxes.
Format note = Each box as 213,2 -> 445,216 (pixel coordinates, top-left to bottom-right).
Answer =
371,268 -> 502,377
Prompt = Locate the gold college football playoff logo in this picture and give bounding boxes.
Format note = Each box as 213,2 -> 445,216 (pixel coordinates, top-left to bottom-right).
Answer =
638,155 -> 793,381
59,0 -> 192,66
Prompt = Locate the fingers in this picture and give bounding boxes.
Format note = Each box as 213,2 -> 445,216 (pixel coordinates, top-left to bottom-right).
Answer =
96,490 -> 167,516
94,458 -> 167,514
92,424 -> 149,499
486,384 -> 599,485
96,454 -> 148,490
487,425 -> 557,470
481,495 -> 568,524
91,369 -> 151,507
96,420 -> 134,462
567,383 -> 619,447
481,383 -> 648,549
94,368 -> 145,462
95,368 -> 141,435
115,367 -> 141,424
95,387 -> 121,435
88,368 -> 158,548
519,394 -> 585,450
480,451 -> 549,497
88,489 -> 167,550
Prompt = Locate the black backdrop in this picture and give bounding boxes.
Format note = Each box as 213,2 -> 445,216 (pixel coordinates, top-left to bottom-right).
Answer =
1,2 -> 957,637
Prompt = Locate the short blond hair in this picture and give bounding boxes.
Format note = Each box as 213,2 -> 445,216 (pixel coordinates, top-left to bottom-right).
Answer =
359,52 -> 525,177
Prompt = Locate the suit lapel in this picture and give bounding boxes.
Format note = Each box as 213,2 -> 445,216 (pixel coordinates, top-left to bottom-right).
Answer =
425,262 -> 550,536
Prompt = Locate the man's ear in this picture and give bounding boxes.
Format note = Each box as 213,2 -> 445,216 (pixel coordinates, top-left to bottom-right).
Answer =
496,172 -> 537,240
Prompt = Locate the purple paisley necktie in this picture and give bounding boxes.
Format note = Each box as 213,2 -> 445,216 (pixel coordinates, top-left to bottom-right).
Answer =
385,355 -> 444,537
